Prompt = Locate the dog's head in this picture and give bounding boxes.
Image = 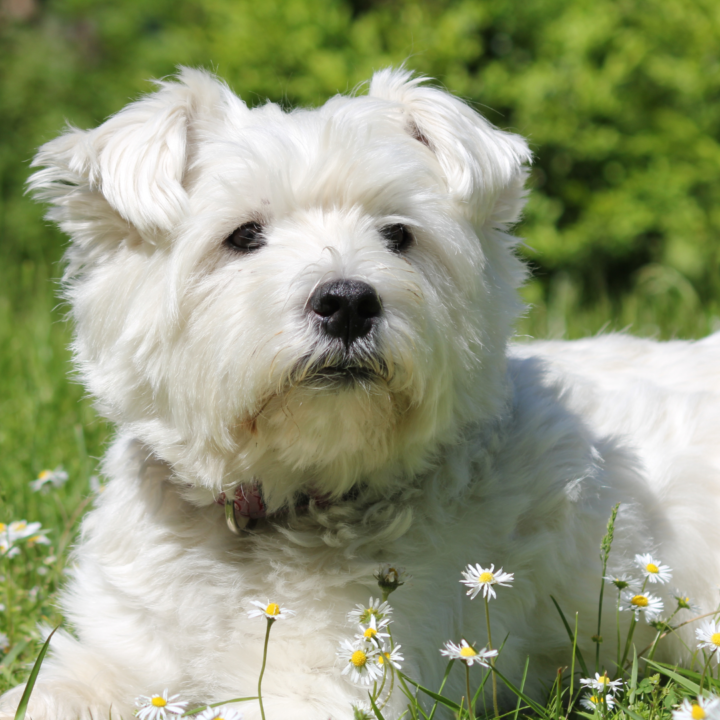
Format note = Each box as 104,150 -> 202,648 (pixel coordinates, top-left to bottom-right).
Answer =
30,68 -> 530,508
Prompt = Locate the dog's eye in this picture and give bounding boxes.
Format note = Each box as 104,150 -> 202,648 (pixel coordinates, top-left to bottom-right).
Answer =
225,222 -> 265,252
380,224 -> 413,253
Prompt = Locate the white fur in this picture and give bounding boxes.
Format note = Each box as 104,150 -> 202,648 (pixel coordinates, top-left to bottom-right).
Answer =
2,68 -> 719,720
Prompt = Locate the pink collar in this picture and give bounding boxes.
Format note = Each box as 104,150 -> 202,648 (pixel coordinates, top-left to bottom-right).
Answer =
216,481 -> 333,533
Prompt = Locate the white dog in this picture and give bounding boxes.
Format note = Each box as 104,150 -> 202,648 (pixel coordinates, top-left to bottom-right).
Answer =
2,67 -> 719,720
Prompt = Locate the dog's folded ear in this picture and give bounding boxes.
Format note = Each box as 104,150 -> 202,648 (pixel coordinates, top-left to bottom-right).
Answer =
29,67 -> 237,241
369,68 -> 531,227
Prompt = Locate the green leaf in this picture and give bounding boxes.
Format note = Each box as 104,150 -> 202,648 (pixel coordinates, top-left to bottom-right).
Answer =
644,660 -> 700,694
615,701 -> 648,720
14,626 -> 60,720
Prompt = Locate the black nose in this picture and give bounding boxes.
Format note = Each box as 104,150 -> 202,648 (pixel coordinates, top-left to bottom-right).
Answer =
310,280 -> 382,346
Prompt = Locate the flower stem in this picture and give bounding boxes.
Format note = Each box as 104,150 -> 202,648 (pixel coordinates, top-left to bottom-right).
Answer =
257,618 -> 274,720
484,597 -> 499,718
379,667 -> 396,711
466,662 -> 475,720
616,592 -> 621,672
699,652 -> 714,694
596,503 -> 619,672
620,615 -> 637,670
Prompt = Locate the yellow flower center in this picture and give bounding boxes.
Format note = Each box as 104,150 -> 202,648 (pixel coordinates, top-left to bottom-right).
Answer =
39,470 -> 51,480
478,572 -> 495,584
151,698 -> 167,708
13,522 -> 26,531
646,563 -> 659,574
378,652 -> 390,665
265,603 -> 280,616
351,650 -> 367,667
691,705 -> 705,720
590,696 -> 605,705
364,627 -> 377,639
460,646 -> 477,658
711,633 -> 720,647
631,595 -> 648,607
0,524 -> 5,532
598,675 -> 610,686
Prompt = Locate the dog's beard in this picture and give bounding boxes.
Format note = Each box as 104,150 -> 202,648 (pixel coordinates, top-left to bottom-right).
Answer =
286,341 -> 392,391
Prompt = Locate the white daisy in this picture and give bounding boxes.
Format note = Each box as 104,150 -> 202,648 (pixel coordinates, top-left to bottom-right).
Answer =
634,553 -> 672,584
672,696 -> 720,720
673,591 -> 700,613
0,632 -> 9,652
196,705 -> 243,720
579,673 -> 624,695
604,573 -> 639,591
440,640 -> 497,667
581,693 -> 616,711
696,620 -> 720,662
89,475 -> 105,494
337,638 -> 382,685
460,563 -> 514,600
30,466 -> 69,493
247,600 -> 295,621
347,597 -> 393,626
0,527 -> 18,558
352,701 -> 373,720
354,615 -> 390,647
8,521 -> 44,542
376,644 -> 404,670
135,690 -> 187,720
619,590 -> 664,622
26,531 -> 51,548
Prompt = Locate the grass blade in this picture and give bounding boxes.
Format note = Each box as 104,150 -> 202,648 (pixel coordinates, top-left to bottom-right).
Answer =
397,672 -> 461,711
513,657 -> 530,720
14,625 -> 60,720
629,647 -> 639,704
550,596 -> 589,677
490,665 -> 549,719
429,660 -> 456,720
0,640 -> 29,668
369,693 -> 387,720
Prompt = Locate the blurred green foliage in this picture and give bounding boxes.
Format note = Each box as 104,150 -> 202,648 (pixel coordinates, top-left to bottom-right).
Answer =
2,0 -> 720,316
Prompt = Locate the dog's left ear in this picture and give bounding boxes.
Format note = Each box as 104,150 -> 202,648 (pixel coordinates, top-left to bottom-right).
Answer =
369,68 -> 531,226
30,67 -> 242,239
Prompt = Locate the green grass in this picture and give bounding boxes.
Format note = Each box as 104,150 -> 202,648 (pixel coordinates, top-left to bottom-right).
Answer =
0,254 -> 718,717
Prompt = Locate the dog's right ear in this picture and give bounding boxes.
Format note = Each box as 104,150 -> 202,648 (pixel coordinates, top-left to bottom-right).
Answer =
29,68 -> 242,243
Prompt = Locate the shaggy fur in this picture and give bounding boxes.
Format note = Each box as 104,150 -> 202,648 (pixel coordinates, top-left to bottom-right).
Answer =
1,67 -> 719,720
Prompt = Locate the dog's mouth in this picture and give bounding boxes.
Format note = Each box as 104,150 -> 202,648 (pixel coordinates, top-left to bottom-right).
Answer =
288,352 -> 390,389
309,365 -> 380,386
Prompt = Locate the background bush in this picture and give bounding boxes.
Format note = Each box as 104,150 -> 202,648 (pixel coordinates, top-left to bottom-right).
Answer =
2,0 -> 720,335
